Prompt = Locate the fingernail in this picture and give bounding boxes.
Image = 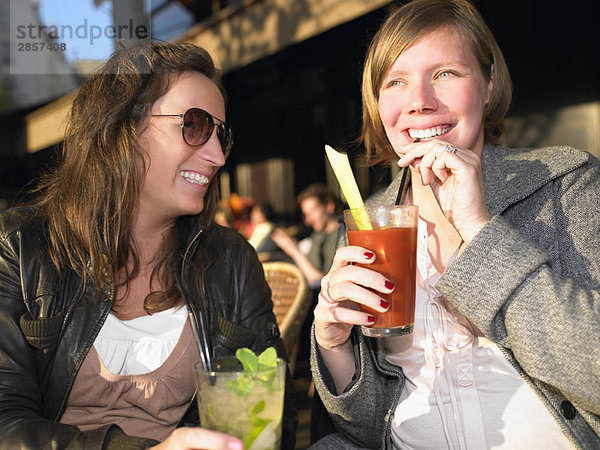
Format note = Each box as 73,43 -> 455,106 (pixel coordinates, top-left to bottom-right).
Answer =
364,251 -> 375,260
367,315 -> 376,324
380,299 -> 389,310
229,440 -> 243,450
384,280 -> 395,290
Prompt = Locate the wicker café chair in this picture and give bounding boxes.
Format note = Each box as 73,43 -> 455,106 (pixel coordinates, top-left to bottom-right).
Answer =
262,261 -> 311,374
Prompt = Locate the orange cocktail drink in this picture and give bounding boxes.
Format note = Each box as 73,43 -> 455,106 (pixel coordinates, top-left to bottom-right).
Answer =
344,205 -> 418,337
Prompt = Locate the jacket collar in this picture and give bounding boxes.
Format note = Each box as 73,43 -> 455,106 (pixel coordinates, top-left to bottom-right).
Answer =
481,143 -> 588,215
175,213 -> 219,274
373,143 -> 589,216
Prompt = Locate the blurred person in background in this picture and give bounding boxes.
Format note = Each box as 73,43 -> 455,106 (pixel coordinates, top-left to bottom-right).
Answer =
214,205 -> 234,228
0,42 -> 297,449
272,183 -> 340,289
248,202 -> 280,256
228,193 -> 255,239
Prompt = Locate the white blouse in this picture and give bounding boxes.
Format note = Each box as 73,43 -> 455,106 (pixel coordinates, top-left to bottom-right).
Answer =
94,305 -> 189,375
384,219 -> 573,449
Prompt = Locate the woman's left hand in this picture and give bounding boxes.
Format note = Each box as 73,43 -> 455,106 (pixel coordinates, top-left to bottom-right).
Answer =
398,139 -> 490,244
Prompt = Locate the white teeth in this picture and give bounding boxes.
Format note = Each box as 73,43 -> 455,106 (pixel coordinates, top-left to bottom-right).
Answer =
408,126 -> 451,140
180,171 -> 209,185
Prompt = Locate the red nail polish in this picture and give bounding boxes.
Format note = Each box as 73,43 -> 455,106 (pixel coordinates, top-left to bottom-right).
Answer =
384,280 -> 395,290
380,299 -> 389,310
367,315 -> 376,324
364,251 -> 375,260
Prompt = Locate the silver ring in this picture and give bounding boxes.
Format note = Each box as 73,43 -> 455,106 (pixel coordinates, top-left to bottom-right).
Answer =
444,144 -> 458,153
443,144 -> 458,154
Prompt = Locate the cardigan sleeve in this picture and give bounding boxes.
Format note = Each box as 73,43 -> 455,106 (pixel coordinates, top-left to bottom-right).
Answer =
436,156 -> 600,417
310,326 -> 404,449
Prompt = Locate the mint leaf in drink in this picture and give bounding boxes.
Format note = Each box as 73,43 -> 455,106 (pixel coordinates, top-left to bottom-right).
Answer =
227,373 -> 253,397
229,347 -> 280,396
246,400 -> 273,449
251,399 -> 266,416
236,347 -> 259,372
257,347 -> 278,370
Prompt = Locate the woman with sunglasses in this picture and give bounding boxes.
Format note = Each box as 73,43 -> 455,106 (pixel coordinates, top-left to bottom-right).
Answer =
311,0 -> 600,448
0,42 -> 296,449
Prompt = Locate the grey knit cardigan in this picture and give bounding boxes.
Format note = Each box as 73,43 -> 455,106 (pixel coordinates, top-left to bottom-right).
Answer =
311,143 -> 600,449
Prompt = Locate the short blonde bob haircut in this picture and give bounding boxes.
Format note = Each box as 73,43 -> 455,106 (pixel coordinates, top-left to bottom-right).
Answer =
361,0 -> 512,166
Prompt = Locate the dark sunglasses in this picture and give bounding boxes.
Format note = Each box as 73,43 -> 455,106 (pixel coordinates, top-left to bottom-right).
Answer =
152,107 -> 233,157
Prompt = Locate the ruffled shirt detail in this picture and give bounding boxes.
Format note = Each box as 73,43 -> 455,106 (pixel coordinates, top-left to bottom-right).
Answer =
94,306 -> 189,375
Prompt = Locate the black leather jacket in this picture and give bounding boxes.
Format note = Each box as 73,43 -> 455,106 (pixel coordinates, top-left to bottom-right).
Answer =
0,206 -> 297,449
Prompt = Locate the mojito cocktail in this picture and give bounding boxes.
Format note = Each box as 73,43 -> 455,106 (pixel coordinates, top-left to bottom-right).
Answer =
194,353 -> 285,450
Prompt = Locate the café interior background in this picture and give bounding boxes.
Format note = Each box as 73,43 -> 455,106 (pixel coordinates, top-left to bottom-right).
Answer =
0,0 -> 598,217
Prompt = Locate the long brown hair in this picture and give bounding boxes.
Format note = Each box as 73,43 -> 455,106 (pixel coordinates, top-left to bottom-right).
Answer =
361,0 -> 512,166
34,42 -> 225,312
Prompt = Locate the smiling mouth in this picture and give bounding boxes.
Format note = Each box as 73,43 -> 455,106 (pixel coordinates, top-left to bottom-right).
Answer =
180,171 -> 209,185
408,126 -> 451,141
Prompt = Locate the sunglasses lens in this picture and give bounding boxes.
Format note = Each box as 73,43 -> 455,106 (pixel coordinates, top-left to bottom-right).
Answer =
183,108 -> 212,146
217,124 -> 233,157
182,108 -> 232,156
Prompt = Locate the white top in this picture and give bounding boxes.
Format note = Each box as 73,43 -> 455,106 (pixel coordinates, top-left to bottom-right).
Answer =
94,305 -> 189,375
384,219 -> 573,449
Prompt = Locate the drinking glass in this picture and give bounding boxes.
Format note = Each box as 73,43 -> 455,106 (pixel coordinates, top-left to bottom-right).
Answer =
193,356 -> 286,450
344,205 -> 419,337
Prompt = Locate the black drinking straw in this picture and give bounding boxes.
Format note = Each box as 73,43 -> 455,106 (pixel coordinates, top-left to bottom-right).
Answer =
177,272 -> 215,383
189,310 -> 212,369
395,167 -> 410,205
395,137 -> 419,205
189,308 -> 216,385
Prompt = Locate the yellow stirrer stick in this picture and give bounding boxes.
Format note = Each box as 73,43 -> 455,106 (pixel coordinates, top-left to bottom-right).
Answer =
325,145 -> 372,230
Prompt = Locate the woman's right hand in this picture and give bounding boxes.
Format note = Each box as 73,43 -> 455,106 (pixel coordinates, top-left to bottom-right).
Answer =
314,245 -> 394,350
149,427 -> 243,450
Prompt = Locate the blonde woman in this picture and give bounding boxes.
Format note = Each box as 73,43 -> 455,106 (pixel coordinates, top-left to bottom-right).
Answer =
311,0 -> 600,448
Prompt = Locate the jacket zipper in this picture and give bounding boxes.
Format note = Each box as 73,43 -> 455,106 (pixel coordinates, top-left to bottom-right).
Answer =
179,227 -> 205,421
180,226 -> 204,350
